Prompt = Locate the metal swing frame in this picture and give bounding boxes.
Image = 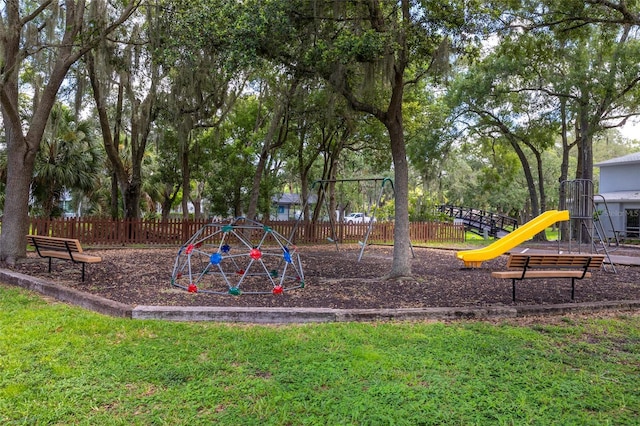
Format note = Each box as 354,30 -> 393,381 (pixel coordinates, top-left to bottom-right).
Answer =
289,177 -> 409,261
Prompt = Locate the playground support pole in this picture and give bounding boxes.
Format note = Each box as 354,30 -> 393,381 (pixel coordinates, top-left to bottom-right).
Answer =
322,180 -> 340,251
358,178 -> 388,261
357,178 -> 415,261
287,180 -> 339,250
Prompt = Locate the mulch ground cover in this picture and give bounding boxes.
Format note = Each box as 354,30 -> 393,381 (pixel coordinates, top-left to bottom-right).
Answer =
6,243 -> 640,309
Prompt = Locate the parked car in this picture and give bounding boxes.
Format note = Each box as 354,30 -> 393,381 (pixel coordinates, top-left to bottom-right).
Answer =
344,212 -> 375,224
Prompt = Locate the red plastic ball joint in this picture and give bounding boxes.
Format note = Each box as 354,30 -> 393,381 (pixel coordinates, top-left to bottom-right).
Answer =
272,285 -> 284,295
185,244 -> 195,255
187,283 -> 198,293
250,248 -> 262,260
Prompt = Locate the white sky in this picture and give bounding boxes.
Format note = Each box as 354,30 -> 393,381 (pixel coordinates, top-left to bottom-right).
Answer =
620,120 -> 640,141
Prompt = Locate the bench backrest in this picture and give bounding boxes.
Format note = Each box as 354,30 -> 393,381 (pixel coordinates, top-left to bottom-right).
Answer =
27,235 -> 83,253
507,253 -> 605,270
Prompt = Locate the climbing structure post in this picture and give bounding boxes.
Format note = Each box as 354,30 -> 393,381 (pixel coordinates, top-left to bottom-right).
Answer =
562,179 -> 595,252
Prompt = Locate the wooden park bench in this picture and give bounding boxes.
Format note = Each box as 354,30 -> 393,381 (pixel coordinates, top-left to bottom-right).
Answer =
27,235 -> 102,282
491,253 -> 605,302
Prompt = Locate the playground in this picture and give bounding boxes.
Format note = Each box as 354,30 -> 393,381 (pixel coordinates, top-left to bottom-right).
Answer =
7,242 -> 640,310
8,178 -> 640,313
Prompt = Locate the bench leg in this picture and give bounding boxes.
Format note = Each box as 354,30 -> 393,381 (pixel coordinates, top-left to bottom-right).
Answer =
81,263 -> 85,282
48,258 -> 52,273
571,278 -> 575,301
512,279 -> 516,302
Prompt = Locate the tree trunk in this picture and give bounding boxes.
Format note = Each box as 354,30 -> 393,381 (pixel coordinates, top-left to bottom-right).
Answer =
575,105 -> 595,182
558,101 -> 574,241
0,135 -> 36,264
299,162 -> 311,222
575,108 -> 595,244
532,149 -> 548,242
87,47 -> 156,221
162,197 -> 173,221
110,73 -> 125,219
509,139 -> 540,219
247,141 -> 272,220
246,81 -> 297,221
111,172 -> 120,218
88,63 -> 132,219
178,116 -> 192,220
385,117 -> 412,278
296,124 -> 319,222
124,183 -> 141,220
192,182 -> 204,219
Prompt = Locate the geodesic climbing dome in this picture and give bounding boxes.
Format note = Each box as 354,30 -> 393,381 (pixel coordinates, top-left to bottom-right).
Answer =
171,217 -> 304,295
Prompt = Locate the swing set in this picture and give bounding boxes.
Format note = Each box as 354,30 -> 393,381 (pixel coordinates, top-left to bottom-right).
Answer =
290,177 -> 398,261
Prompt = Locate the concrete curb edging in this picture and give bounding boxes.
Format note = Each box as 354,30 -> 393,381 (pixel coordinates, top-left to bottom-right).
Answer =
2,268 -> 639,323
515,300 -> 640,317
131,306 -> 521,322
131,302 -> 640,323
0,270 -> 132,318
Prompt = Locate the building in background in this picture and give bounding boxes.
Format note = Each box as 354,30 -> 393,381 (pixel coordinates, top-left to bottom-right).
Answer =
271,193 -> 317,221
595,152 -> 640,239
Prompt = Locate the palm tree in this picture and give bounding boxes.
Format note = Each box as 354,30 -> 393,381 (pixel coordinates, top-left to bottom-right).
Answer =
31,104 -> 104,218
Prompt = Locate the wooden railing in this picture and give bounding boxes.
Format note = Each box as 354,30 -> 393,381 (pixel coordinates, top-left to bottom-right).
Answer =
438,205 -> 518,236
25,218 -> 465,246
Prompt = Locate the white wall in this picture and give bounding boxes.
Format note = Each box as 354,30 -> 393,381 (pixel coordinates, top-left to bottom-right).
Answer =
595,201 -> 640,238
599,164 -> 640,192
596,202 -> 623,237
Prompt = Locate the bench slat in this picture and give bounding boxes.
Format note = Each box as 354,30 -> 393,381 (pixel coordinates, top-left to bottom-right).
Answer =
492,271 -> 592,279
38,250 -> 102,263
27,235 -> 84,253
506,254 -> 604,269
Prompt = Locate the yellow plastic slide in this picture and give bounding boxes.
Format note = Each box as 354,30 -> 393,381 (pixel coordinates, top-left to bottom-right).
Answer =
456,210 -> 570,268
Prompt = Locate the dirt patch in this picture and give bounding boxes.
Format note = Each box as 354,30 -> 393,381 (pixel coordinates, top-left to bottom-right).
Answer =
5,244 -> 640,310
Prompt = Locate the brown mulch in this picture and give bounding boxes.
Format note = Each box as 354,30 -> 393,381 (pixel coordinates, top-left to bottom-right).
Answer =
5,243 -> 640,310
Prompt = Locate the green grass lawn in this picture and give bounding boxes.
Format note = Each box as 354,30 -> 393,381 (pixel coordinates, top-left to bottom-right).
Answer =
1,284 -> 639,425
458,227 -> 560,247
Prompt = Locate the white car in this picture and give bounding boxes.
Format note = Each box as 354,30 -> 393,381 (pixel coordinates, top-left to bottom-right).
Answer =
344,212 -> 374,224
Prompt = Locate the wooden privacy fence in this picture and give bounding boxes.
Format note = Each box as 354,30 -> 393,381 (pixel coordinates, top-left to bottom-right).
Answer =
25,218 -> 465,246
